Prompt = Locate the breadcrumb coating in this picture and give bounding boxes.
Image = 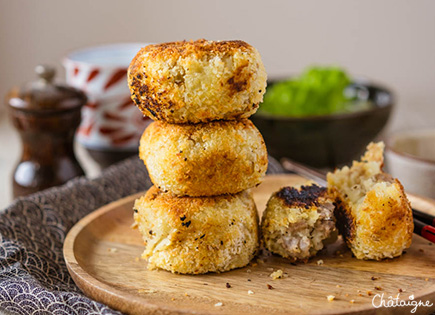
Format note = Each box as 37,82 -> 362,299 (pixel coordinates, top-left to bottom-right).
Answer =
139,119 -> 268,196
128,39 -> 267,123
133,186 -> 259,274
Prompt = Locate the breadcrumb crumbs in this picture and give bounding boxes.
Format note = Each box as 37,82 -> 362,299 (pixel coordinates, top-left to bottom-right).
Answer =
135,257 -> 140,262
138,289 -> 156,293
336,285 -> 341,288
248,290 -> 254,295
327,295 -> 335,302
317,260 -> 324,266
374,286 -> 382,291
130,222 -> 138,229
350,300 -> 355,304
214,302 -> 223,307
246,269 -> 251,273
108,248 -> 118,253
425,278 -> 429,281
270,270 -> 284,280
367,290 -> 373,296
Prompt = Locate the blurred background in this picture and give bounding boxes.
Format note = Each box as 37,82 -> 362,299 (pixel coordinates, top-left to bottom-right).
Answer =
1,0 -> 434,207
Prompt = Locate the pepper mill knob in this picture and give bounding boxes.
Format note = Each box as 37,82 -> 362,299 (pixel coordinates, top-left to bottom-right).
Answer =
35,64 -> 56,84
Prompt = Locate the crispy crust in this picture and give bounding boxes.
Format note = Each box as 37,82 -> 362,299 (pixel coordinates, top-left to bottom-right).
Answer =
134,39 -> 253,59
275,185 -> 328,208
128,39 -> 267,123
134,186 -> 259,274
139,119 -> 268,196
332,197 -> 355,244
327,142 -> 413,260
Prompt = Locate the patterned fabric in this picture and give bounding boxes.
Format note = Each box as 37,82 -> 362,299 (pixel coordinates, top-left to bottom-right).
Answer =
0,156 -> 283,315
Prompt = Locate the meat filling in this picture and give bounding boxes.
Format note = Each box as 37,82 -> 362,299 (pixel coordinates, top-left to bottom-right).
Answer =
276,202 -> 335,260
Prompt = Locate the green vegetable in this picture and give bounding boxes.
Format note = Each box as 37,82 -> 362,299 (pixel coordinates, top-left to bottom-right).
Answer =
259,66 -> 356,117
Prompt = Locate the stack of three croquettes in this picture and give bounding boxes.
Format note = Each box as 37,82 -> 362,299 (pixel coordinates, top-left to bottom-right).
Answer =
127,39 -> 268,274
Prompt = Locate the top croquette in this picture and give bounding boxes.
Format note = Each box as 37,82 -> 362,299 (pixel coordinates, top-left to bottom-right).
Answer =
128,39 -> 267,123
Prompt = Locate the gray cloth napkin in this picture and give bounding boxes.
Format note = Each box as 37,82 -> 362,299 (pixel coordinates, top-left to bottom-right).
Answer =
0,156 -> 283,315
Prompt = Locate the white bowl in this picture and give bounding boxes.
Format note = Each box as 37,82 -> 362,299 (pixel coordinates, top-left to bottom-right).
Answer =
63,43 -> 152,151
385,129 -> 435,199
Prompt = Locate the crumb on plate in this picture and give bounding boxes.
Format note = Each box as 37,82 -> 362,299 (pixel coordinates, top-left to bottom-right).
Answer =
138,289 -> 156,294
270,269 -> 284,280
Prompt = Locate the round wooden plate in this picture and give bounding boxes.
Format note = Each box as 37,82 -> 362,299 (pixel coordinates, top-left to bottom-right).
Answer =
64,175 -> 435,315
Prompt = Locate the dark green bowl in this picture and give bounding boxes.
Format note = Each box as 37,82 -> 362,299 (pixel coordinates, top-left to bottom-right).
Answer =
251,82 -> 394,169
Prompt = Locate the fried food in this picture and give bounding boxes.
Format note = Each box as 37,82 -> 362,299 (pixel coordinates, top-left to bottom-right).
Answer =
128,39 -> 267,123
139,119 -> 268,196
261,184 -> 336,261
134,186 -> 259,274
327,142 -> 413,260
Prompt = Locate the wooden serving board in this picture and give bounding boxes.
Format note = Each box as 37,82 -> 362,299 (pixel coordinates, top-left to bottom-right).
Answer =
64,175 -> 435,315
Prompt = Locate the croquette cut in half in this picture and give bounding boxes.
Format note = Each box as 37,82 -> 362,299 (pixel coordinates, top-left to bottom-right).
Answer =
139,119 -> 268,197
134,186 -> 259,274
327,142 -> 413,260
261,184 -> 336,262
128,39 -> 267,123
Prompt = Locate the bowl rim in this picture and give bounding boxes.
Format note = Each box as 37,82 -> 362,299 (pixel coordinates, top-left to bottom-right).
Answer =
255,80 -> 394,122
62,42 -> 152,69
385,129 -> 435,166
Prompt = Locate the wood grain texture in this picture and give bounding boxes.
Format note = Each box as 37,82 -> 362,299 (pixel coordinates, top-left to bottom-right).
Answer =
63,175 -> 435,315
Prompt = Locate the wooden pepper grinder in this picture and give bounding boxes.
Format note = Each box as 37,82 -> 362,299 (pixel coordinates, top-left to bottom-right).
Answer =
7,65 -> 87,198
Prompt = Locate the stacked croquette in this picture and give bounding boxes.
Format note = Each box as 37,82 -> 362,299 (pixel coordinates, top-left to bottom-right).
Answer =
128,40 -> 268,274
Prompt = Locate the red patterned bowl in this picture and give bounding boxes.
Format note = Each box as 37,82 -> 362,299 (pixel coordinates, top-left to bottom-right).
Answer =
63,43 -> 152,166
